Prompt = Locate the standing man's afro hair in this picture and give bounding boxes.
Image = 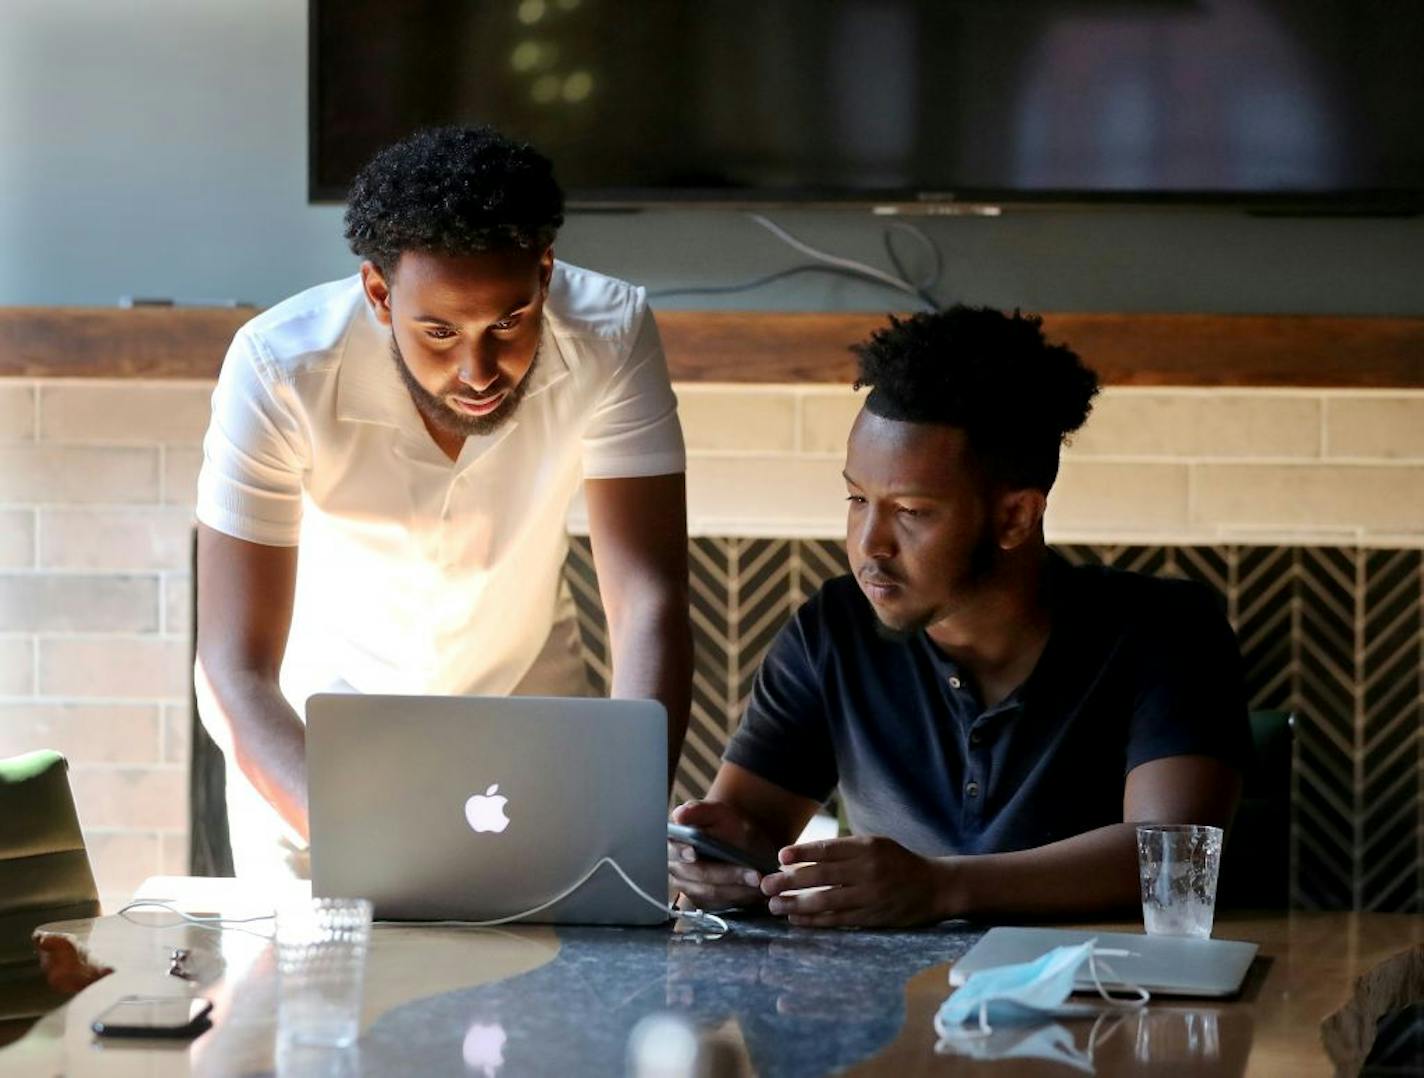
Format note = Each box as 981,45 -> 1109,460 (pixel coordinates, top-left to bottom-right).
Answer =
343,125 -> 565,273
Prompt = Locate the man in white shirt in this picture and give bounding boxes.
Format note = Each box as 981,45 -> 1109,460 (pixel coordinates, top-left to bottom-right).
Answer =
195,126 -> 691,880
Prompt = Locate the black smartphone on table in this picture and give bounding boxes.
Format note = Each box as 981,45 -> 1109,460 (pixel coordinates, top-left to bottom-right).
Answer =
667,822 -> 781,876
91,995 -> 213,1039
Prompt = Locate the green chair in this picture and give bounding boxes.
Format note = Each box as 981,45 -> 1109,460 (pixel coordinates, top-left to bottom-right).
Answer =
1218,710 -> 1295,908
0,751 -> 101,1046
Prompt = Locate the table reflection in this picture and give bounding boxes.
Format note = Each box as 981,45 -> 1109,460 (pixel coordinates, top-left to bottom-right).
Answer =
1134,1008 -> 1221,1064
461,1021 -> 508,1076
924,1004 -> 1248,1076
275,1039 -> 360,1078
935,1018 -> 1107,1073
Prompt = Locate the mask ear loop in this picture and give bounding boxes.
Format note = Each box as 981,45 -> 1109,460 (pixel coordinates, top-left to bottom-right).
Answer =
932,997 -> 996,1044
1085,1008 -> 1130,1059
1085,948 -> 1152,1009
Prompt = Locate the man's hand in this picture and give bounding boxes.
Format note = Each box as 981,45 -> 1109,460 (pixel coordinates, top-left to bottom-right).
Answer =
667,799 -> 775,912
760,835 -> 955,928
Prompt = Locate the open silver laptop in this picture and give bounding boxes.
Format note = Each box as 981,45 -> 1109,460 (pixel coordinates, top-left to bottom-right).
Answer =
951,927 -> 1258,998
306,694 -> 669,926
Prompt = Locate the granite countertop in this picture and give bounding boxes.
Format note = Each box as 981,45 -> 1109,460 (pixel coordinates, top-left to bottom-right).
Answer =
354,917 -> 983,1077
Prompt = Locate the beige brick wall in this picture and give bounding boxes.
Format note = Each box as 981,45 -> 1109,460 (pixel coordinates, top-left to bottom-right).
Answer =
650,384 -> 1424,546
1,379 -> 204,909
3,376 -> 1423,906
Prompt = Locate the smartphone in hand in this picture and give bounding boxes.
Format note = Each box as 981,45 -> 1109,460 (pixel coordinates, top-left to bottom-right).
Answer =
667,822 -> 781,876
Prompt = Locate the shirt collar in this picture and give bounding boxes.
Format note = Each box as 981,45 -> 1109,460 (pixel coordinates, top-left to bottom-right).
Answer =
520,318 -> 571,400
335,297 -> 413,429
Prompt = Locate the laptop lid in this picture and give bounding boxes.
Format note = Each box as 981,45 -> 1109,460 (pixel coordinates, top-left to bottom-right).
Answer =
949,927 -> 1258,999
306,694 -> 668,926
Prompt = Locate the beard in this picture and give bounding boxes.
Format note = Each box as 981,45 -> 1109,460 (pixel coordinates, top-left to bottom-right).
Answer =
389,334 -> 541,438
868,524 -> 1001,643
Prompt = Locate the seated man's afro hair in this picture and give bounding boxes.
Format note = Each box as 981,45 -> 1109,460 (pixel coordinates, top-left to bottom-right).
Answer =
853,305 -> 1100,492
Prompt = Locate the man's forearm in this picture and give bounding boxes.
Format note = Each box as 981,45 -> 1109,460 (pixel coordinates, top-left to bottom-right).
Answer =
937,822 -> 1142,921
608,600 -> 692,785
201,666 -> 310,841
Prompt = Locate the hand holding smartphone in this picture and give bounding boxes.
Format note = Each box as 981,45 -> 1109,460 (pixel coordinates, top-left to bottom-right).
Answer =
667,821 -> 781,876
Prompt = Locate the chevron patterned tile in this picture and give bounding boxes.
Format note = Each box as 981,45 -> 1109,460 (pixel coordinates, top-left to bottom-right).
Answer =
565,537 -> 609,695
1055,545 -> 1098,567
794,539 -> 850,603
1292,546 -> 1362,910
732,540 -> 796,707
1237,546 -> 1295,711
1086,545 -> 1125,567
1361,548 -> 1422,912
1174,547 -> 1232,604
682,538 -> 738,801
1114,546 -> 1173,577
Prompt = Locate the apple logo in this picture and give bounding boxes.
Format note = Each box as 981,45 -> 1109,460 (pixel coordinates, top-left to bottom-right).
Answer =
464,784 -> 511,834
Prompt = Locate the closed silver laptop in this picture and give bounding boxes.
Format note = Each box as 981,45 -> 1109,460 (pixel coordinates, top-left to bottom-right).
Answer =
950,927 -> 1258,998
306,694 -> 669,925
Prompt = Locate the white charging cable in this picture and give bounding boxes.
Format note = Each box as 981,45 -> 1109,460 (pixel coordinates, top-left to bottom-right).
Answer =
114,901 -> 278,940
115,857 -> 728,938
385,856 -> 728,934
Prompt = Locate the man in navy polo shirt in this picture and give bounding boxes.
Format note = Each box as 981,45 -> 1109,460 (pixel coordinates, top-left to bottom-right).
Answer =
668,306 -> 1250,927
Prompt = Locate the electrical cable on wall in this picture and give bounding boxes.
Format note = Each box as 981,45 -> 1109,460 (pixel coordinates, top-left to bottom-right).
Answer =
649,214 -> 945,311
882,221 -> 943,310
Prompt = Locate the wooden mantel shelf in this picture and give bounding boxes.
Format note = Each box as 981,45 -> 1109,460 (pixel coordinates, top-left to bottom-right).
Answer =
2,307 -> 1423,387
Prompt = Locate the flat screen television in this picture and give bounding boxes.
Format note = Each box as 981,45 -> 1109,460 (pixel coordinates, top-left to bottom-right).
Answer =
310,1 -> 1424,211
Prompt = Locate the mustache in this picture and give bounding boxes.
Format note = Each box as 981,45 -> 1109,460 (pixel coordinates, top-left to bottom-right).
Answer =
448,384 -> 506,402
859,567 -> 904,586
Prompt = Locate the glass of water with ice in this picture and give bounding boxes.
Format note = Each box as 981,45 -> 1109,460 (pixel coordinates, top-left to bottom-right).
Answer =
275,897 -> 373,1047
1136,824 -> 1223,939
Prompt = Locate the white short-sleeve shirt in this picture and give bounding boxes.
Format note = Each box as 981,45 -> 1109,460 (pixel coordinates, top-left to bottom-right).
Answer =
196,260 -> 685,711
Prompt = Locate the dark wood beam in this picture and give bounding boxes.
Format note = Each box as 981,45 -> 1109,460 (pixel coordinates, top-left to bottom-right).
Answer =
0,307 -> 254,379
2,307 -> 1422,386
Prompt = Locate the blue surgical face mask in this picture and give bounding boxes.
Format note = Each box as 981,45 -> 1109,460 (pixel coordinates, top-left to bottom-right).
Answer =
935,939 -> 1149,1041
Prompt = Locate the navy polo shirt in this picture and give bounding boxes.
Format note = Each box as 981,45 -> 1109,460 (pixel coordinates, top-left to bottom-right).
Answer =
723,557 -> 1252,856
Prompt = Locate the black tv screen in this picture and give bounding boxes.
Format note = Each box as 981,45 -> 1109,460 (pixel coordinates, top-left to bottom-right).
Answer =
311,1 -> 1424,209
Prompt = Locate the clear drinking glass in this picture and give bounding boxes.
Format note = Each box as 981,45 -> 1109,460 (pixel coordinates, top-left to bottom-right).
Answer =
1136,824 -> 1223,939
275,897 -> 373,1048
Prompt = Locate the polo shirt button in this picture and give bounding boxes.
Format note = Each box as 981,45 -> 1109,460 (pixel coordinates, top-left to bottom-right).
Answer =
948,676 -> 962,689
969,731 -> 982,746
965,781 -> 980,798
